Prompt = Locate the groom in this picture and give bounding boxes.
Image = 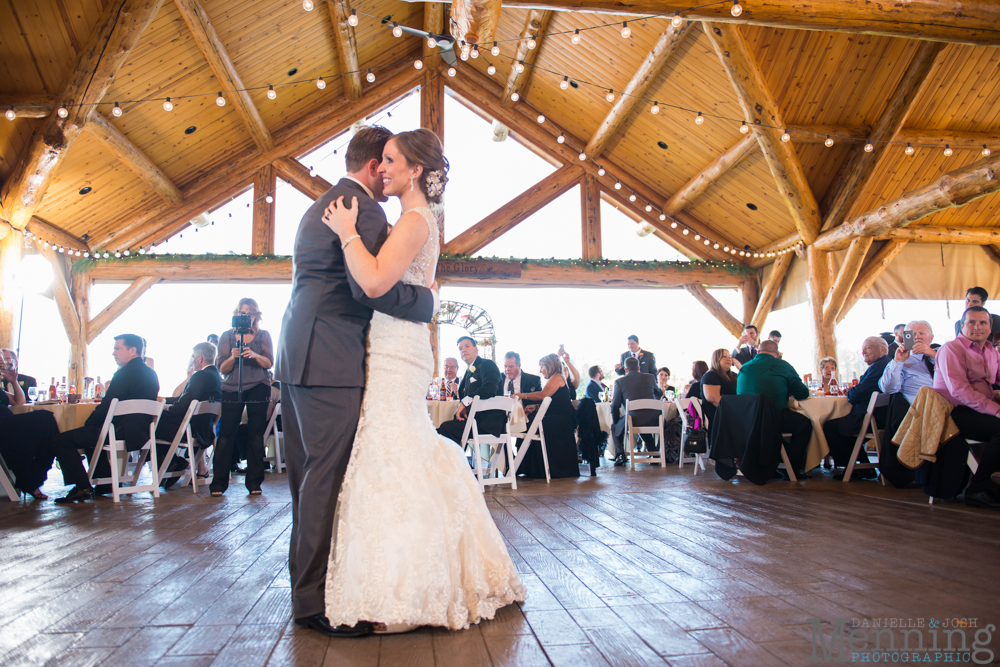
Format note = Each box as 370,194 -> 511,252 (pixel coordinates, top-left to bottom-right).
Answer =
274,126 -> 436,638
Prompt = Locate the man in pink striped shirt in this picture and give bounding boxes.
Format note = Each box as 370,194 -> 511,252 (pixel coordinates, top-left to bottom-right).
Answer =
934,306 -> 1000,509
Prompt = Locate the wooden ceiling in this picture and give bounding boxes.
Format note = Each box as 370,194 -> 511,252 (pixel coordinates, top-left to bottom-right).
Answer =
1,0 -> 999,260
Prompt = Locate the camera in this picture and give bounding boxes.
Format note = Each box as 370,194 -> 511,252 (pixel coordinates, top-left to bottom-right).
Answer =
232,313 -> 253,334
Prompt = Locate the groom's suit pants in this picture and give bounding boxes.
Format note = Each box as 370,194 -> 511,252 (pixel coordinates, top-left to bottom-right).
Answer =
282,383 -> 363,619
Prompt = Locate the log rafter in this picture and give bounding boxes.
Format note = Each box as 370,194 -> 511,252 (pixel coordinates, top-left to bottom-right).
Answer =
664,133 -> 757,217
328,0 -> 362,101
450,0 -> 503,46
837,241 -> 908,324
272,156 -> 334,200
751,251 -> 793,333
684,284 -> 744,338
502,10 -> 552,106
87,276 -> 159,344
822,236 -> 875,329
86,112 -> 184,206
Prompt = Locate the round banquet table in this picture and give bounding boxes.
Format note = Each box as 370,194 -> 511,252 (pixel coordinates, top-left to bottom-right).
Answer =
12,402 -> 99,432
789,395 -> 852,471
427,400 -> 460,428
583,399 -> 680,458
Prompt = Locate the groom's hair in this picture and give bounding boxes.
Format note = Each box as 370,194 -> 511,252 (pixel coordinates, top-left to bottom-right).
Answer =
345,125 -> 393,173
457,336 -> 476,348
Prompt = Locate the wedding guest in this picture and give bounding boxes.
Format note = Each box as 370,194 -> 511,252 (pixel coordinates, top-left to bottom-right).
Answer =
657,367 -> 676,397
819,357 -> 838,388
732,325 -> 760,365
0,355 -> 58,500
51,334 -> 160,503
935,306 -> 1000,509
609,357 -> 662,466
953,287 -> 1000,339
1,349 -> 36,396
442,356 -> 460,399
701,349 -> 737,425
768,330 -> 782,345
822,336 -> 890,478
615,335 -> 656,376
437,337 -> 503,445
879,320 -> 936,403
558,349 -> 582,398
886,324 -> 905,358
211,298 -> 274,497
499,351 -> 541,416
585,366 -> 606,402
207,333 -> 220,347
686,360 -> 709,399
513,354 -> 579,479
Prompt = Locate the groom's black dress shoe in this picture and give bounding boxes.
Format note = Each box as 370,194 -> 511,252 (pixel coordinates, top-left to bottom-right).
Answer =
295,614 -> 375,637
54,486 -> 94,504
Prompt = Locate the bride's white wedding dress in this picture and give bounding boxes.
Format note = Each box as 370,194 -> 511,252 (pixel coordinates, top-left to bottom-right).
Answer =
325,207 -> 525,631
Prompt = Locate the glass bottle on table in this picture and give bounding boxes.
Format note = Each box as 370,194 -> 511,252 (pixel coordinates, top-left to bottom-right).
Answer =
49,377 -> 57,401
94,376 -> 104,401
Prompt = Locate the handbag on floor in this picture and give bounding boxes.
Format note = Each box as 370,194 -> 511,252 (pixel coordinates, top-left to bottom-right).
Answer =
683,402 -> 708,454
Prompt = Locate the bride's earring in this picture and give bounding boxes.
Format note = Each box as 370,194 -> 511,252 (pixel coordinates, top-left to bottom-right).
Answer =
410,176 -> 415,192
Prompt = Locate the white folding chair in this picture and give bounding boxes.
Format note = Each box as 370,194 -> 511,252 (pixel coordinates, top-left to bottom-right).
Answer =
263,402 -> 284,473
156,400 -> 222,493
676,397 -> 707,475
87,398 -> 165,502
624,399 -> 666,470
508,396 -> 553,484
843,392 -> 889,482
460,396 -> 519,489
0,451 -> 20,501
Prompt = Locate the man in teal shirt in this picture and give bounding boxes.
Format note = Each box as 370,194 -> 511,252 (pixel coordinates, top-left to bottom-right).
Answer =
736,340 -> 813,474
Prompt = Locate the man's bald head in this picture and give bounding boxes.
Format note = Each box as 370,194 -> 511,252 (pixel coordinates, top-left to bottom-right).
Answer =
759,340 -> 779,357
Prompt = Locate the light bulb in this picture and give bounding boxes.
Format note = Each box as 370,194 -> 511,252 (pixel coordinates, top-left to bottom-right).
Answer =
84,252 -> 89,257
695,112 -> 704,125
265,194 -> 273,203
515,61 -> 525,73
491,42 -> 499,57
216,92 -> 226,106
163,97 -> 173,111
470,46 -> 479,59
621,22 -> 630,38
57,106 -> 68,118
316,77 -> 326,89
694,234 -> 701,240
58,246 -> 64,253
447,66 -> 457,77
650,102 -> 659,114
302,0 -> 314,10
557,133 -> 565,144
75,250 -> 81,256
487,65 -> 496,75
731,0 -> 743,17
112,102 -> 122,117
943,144 -> 953,156
682,228 -> 689,235
645,203 -> 652,212
115,251 -> 121,258
267,85 -> 276,100
670,221 -> 678,228
571,29 -> 581,45
123,250 -> 130,256
138,248 -> 144,255
597,167 -> 606,176
629,193 -> 637,202
606,89 -> 615,102
614,181 -> 621,190
579,152 -> 587,161
659,213 -> 666,220
781,129 -> 790,142
825,135 -> 834,147
460,48 -> 469,61
348,9 -> 358,26
864,142 -> 874,152
392,23 -> 402,38
309,167 -> 316,177
460,42 -> 471,58
537,114 -> 545,123
724,246 -> 730,252
905,142 -> 915,155
671,13 -> 683,27
704,239 -> 710,246
414,59 -> 423,70
5,107 -> 15,121
983,145 -> 992,157
427,36 -> 437,49
527,38 -> 536,50
560,76 -> 569,90
510,91 -> 519,102
366,69 -> 375,83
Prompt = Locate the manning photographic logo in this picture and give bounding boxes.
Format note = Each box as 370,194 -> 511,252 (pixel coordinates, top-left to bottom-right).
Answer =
807,617 -> 995,664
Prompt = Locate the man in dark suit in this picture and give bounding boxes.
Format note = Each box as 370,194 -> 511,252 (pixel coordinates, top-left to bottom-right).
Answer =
732,324 -> 760,365
498,351 -> 542,416
1,349 -> 35,397
585,365 -> 606,402
52,333 -> 160,503
156,341 -> 223,486
823,336 -> 891,478
615,335 -> 656,376
274,126 -> 435,638
610,357 -> 663,466
439,337 -> 504,443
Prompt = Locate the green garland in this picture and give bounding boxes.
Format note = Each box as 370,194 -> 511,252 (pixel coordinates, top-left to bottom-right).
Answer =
73,252 -> 290,272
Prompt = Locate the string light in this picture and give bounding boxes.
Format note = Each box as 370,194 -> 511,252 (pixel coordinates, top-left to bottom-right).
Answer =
597,167 -> 606,176
427,36 -> 437,49
824,135 -> 834,147
308,166 -> 317,177
265,194 -> 273,203
366,69 -> 375,83
943,144 -> 953,156
671,12 -> 683,27
629,193 -> 637,202
537,114 -> 545,123
460,43 -> 470,60
694,234 -> 701,241
579,152 -> 587,161
57,106 -> 68,118
316,77 -> 326,89
621,22 -> 631,38
510,91 -> 520,101
302,0 -> 314,10
670,221 -> 678,228
557,133 -> 565,143
487,65 -> 496,75
645,203 -> 652,212
571,29 -> 581,45
984,145 -> 993,157
614,181 -> 622,190
605,89 -> 615,102
659,212 -> 666,220
682,228 -> 690,235
560,76 -> 569,90
112,102 -> 122,117
527,38 -> 536,50
740,121 -> 748,134
491,42 -> 500,57
781,129 -> 790,142
515,61 -> 525,74
731,0 -> 743,17
864,142 -> 874,152
216,92 -> 226,106
470,46 -> 479,59
650,101 -> 659,114
163,97 -> 173,111
5,107 -> 15,121
348,8 -> 358,26
267,85 -> 276,100
392,23 -> 403,38
695,112 -> 704,125
905,142 -> 915,156
414,59 -> 423,70
447,66 -> 457,77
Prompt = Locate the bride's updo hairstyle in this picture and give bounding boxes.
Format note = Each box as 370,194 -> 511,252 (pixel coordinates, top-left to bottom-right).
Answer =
393,128 -> 450,204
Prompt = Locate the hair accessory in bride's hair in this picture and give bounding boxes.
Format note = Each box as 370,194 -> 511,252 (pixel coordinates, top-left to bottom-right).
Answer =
425,168 -> 447,198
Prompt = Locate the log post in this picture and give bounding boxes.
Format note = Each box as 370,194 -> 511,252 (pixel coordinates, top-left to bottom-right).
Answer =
823,237 -> 874,329
252,165 -> 277,255
580,174 -> 602,261
741,278 -> 759,327
423,3 -> 445,58
36,242 -> 82,382
0,231 -> 23,350
71,272 -> 91,391
751,251 -> 793,333
807,246 -> 836,367
837,241 -> 908,324
684,284 -> 744,339
421,69 -> 446,239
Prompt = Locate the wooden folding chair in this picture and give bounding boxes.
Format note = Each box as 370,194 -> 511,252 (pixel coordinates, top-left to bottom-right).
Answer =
88,398 -> 165,502
843,392 -> 889,482
461,396 -> 518,489
624,399 -> 666,470
676,396 -> 707,475
263,402 -> 284,473
156,400 -> 221,493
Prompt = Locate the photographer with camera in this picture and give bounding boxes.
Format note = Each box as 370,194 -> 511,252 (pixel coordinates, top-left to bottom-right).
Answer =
210,298 -> 274,497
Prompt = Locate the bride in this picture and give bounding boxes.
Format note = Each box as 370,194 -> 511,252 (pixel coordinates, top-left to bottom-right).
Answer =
320,128 -> 525,632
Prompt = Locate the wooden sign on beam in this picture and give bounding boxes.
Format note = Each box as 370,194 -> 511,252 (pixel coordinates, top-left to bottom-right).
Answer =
437,259 -> 522,279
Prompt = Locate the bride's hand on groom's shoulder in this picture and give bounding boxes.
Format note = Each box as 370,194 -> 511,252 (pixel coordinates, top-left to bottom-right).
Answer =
322,196 -> 359,238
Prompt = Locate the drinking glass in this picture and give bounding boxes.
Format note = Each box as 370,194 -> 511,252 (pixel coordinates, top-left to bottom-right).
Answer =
27,387 -> 37,403
666,390 -> 675,401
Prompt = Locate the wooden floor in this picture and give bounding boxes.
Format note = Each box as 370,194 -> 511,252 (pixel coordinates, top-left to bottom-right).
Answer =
2,460 -> 999,667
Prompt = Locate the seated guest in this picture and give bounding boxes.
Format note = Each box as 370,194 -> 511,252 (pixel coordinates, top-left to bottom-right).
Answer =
442,356 -> 460,399
558,349 -> 582,398
51,334 -> 160,503
657,367 -> 676,397
156,342 -> 223,486
819,356 -> 838,390
735,340 -> 812,475
953,287 -> 1000,339
686,360 -> 709,399
879,320 -> 936,404
615,335 -> 656,376
732,325 -> 760,365
1,348 -> 36,396
499,351 -> 542,417
585,365 -> 607,402
887,324 -> 905,359
768,331 -> 783,358
609,357 -> 663,466
513,354 -> 580,479
0,355 -> 58,499
701,349 -> 737,425
935,306 -> 1000,509
822,336 -> 890,478
437,337 -> 503,445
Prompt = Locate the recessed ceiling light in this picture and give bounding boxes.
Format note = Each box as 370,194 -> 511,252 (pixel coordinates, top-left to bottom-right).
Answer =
381,15 -> 391,24
185,126 -> 197,134
746,203 -> 758,211
657,141 -> 668,150
79,186 -> 92,195
569,80 -> 579,89
287,68 -> 298,77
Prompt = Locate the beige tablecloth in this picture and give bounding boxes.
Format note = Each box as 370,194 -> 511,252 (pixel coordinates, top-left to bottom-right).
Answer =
789,396 -> 852,471
588,399 -> 681,457
12,402 -> 99,432
426,400 -> 529,435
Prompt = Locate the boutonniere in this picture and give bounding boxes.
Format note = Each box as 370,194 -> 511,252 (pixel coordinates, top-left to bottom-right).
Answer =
637,352 -> 643,359
469,365 -> 476,373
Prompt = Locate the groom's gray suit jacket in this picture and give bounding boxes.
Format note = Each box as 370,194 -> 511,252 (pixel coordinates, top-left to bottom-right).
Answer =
274,178 -> 435,386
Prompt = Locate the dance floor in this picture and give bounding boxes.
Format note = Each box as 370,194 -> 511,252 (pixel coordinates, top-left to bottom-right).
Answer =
2,461 -> 999,667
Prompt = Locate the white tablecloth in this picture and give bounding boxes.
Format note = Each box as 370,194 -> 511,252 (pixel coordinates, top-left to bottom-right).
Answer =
589,399 -> 681,457
12,402 -> 98,431
426,400 -> 529,436
789,395 -> 852,471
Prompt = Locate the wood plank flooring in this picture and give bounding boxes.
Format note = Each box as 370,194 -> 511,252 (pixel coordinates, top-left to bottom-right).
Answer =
2,460 -> 999,666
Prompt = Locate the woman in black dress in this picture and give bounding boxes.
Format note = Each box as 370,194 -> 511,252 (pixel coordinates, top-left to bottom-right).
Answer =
0,357 -> 58,500
514,353 -> 579,479
699,348 -> 737,425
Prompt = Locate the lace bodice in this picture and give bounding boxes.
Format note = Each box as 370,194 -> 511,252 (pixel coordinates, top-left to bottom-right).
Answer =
399,207 -> 440,286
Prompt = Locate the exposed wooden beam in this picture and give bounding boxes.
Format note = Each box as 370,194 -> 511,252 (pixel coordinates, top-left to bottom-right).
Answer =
580,174 -> 601,261
837,241 -> 908,324
502,10 -> 552,107
704,22 -> 821,245
664,134 -> 757,216
0,233 -> 21,349
823,237 -> 874,328
87,276 -> 159,344
0,0 -> 164,230
174,0 -> 275,153
70,272 -> 90,391
751,251 -> 793,333
26,216 -> 90,251
423,3 -> 445,58
0,93 -> 57,119
36,241 -> 81,346
328,0 -> 362,102
806,245 -> 835,364
741,278 -> 758,326
86,112 -> 184,206
499,0 -> 1000,47
820,42 -> 944,233
894,128 -> 1000,149
879,226 -> 1000,245
421,70 -> 445,142
684,284 -> 744,338
584,21 -> 694,158
450,0 -> 503,46
272,156 -> 333,200
814,151 -> 1000,251
787,125 -> 872,144
444,164 -> 584,256
252,165 -> 276,255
